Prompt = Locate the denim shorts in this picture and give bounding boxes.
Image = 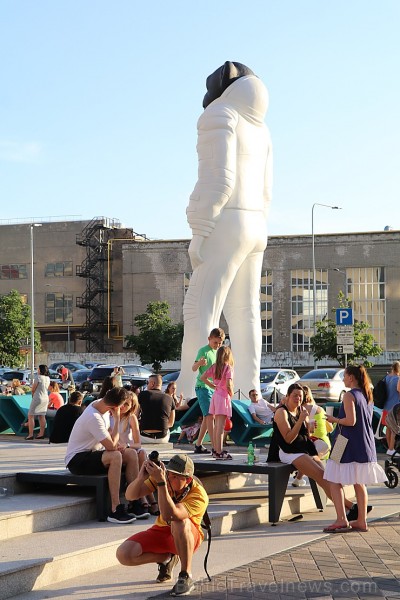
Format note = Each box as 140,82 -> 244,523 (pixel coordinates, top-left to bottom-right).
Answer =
196,387 -> 213,416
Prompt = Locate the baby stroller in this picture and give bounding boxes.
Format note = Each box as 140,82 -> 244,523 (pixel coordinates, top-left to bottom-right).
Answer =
384,404 -> 400,489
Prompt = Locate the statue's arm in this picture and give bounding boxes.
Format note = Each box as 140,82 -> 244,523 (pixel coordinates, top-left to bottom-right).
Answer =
186,105 -> 238,268
187,105 -> 238,232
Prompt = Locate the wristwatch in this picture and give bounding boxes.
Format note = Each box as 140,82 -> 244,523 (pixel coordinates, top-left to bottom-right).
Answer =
156,481 -> 166,487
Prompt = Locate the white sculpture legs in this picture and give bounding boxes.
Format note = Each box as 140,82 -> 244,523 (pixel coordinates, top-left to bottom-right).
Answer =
178,209 -> 267,399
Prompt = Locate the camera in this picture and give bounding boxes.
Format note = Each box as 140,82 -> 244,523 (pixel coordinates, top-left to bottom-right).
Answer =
149,450 -> 161,466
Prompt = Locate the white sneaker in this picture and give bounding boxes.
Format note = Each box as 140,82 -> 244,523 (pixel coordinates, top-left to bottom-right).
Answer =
292,478 -> 306,487
386,449 -> 396,456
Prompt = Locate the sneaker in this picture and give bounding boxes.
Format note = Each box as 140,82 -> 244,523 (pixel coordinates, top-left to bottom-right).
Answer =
107,503 -> 136,524
386,449 -> 396,456
170,571 -> 194,596
292,478 -> 306,487
157,554 -> 180,583
194,445 -> 211,455
221,450 -> 232,460
211,448 -> 218,458
346,503 -> 373,522
128,500 -> 150,520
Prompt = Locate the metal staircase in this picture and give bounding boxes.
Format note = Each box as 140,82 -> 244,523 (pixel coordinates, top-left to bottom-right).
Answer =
76,217 -> 130,352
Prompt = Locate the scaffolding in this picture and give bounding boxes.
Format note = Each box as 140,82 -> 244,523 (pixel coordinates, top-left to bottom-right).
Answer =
75,217 -> 135,352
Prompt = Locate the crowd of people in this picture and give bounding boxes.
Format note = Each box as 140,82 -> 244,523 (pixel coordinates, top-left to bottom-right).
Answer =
7,348 -> 399,596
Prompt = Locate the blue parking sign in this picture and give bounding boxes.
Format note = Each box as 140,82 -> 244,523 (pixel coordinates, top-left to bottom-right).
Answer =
336,308 -> 353,326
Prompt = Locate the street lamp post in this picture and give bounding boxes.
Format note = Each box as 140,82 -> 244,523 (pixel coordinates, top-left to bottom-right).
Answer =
45,284 -> 71,358
30,224 -> 42,376
311,203 -> 342,340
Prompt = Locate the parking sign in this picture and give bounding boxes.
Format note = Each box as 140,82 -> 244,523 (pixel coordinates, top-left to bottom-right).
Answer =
335,308 -> 353,326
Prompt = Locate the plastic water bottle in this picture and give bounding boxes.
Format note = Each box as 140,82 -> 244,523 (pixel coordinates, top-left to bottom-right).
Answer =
247,441 -> 255,466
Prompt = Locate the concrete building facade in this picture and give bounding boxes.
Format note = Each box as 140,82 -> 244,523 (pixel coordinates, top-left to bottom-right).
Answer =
122,230 -> 400,367
1,218 -> 398,368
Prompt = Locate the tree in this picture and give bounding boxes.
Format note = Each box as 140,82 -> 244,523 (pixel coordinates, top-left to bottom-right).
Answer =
0,290 -> 41,367
125,301 -> 183,372
310,293 -> 382,367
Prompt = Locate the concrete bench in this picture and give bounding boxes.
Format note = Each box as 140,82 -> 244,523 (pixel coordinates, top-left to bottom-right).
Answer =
16,458 -> 326,525
191,458 -> 325,524
16,470 -> 111,521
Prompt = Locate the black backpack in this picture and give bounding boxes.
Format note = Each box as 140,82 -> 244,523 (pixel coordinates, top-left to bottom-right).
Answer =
373,378 -> 387,409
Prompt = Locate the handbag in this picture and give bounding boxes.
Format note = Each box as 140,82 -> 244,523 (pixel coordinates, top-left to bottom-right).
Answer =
329,426 -> 348,463
310,436 -> 330,459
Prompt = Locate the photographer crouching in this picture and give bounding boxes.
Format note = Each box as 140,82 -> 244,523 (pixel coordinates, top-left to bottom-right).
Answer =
116,453 -> 209,597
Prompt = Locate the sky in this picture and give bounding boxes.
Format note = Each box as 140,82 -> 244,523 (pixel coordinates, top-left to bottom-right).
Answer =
1,1 -> 399,240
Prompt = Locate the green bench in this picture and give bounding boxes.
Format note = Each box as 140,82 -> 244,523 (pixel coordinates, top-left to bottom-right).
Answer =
230,400 -> 273,445
0,393 -> 65,436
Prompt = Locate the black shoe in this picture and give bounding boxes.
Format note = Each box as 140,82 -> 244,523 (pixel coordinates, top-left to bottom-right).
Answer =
346,503 -> 373,522
128,500 -> 150,520
194,444 -> 210,455
170,571 -> 194,596
107,503 -> 136,524
157,554 -> 180,583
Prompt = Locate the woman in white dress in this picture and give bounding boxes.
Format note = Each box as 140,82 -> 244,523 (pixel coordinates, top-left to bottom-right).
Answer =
26,364 -> 50,440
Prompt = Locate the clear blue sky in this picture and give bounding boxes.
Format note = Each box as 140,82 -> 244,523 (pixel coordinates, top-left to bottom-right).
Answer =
1,1 -> 399,239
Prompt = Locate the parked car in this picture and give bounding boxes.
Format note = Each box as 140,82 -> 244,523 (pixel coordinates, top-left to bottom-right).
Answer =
0,369 -> 32,386
73,369 -> 93,384
48,369 -> 63,383
161,371 -> 180,392
259,369 -> 300,402
83,362 -> 100,370
49,362 -> 87,372
87,364 -> 153,395
299,368 -> 349,403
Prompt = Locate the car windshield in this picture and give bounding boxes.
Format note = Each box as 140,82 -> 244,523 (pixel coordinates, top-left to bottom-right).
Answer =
259,371 -> 278,384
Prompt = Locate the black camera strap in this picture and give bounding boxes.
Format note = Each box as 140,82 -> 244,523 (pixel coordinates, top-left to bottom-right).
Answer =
201,509 -> 212,582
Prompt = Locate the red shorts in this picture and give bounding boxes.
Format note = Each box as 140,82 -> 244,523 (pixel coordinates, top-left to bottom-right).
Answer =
127,523 -> 202,554
382,410 -> 388,426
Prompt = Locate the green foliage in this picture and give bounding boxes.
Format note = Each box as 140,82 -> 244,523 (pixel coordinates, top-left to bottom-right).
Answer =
310,294 -> 382,367
0,290 -> 41,367
125,301 -> 183,372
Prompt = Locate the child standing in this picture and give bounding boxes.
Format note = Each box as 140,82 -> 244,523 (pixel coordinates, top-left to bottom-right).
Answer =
201,346 -> 234,460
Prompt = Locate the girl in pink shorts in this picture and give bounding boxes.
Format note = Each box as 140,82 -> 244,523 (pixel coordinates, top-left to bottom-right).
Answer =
201,346 -> 234,460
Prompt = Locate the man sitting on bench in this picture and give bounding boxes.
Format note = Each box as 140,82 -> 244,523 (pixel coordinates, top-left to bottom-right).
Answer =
248,389 -> 276,425
65,386 -> 138,524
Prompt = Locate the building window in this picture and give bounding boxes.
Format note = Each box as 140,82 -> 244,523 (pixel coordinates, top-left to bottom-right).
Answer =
45,293 -> 73,324
45,262 -> 73,277
0,264 -> 27,279
291,269 -> 328,351
261,270 -> 273,352
347,267 -> 386,349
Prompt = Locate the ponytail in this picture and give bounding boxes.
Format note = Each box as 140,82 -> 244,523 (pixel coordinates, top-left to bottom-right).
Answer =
345,365 -> 373,403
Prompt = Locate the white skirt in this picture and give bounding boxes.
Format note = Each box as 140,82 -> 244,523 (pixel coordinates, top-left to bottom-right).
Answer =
324,460 -> 388,485
279,449 -> 306,464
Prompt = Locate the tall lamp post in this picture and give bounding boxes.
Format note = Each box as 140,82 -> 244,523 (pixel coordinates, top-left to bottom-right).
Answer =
30,223 -> 42,376
311,203 -> 342,339
45,284 -> 71,358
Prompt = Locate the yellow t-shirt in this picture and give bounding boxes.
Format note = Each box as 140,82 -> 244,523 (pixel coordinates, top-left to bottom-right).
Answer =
145,477 -> 209,540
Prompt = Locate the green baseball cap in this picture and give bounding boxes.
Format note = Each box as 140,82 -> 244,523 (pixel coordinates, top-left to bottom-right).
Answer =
166,454 -> 194,478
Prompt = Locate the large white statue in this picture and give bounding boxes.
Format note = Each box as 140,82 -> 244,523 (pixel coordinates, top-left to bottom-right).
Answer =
178,61 -> 273,399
